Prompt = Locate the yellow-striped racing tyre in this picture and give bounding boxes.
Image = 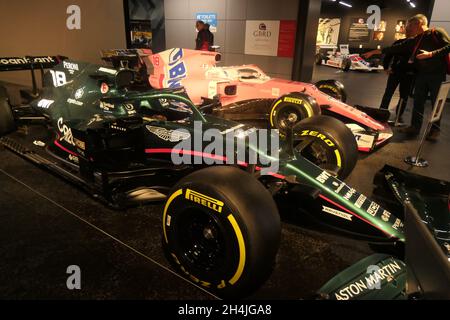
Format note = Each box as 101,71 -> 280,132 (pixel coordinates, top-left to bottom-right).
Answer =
315,80 -> 347,103
293,115 -> 358,180
269,92 -> 321,133
0,97 -> 15,136
162,166 -> 281,298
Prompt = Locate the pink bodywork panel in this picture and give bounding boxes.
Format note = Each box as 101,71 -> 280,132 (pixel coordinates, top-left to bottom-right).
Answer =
144,48 -> 386,131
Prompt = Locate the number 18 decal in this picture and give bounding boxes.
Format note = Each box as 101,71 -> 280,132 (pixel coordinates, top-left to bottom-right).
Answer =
50,70 -> 67,87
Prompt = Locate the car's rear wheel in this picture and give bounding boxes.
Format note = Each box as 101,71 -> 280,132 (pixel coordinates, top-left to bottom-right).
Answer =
0,85 -> 8,100
293,115 -> 358,179
269,92 -> 321,133
315,80 -> 348,103
315,53 -> 324,65
341,58 -> 351,72
162,166 -> 281,298
0,97 -> 15,136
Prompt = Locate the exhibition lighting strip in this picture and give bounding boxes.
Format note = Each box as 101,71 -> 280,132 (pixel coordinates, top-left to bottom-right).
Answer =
328,0 -> 352,8
406,0 -> 417,8
330,0 -> 416,9
339,1 -> 352,8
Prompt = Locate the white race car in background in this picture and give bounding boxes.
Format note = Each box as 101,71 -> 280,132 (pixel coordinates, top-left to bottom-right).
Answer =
316,44 -> 384,72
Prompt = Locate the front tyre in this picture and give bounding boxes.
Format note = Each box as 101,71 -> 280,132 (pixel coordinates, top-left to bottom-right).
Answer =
315,53 -> 324,65
269,92 -> 321,133
0,98 -> 15,136
341,58 -> 351,72
293,115 -> 358,179
315,80 -> 348,103
163,166 -> 281,298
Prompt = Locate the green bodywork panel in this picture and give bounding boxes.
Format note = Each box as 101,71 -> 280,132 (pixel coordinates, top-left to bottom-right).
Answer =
318,254 -> 407,300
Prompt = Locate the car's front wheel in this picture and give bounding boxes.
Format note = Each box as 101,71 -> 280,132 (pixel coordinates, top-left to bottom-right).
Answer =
269,92 -> 321,133
293,115 -> 358,179
0,97 -> 15,136
315,80 -> 348,103
341,58 -> 352,72
162,166 -> 281,298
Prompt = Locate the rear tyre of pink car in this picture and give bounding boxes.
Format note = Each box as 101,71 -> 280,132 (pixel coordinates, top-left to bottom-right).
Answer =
269,92 -> 321,133
315,79 -> 348,103
293,115 -> 358,179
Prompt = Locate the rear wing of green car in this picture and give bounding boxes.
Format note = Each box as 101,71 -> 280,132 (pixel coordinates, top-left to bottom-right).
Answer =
0,56 -> 64,72
0,55 -> 67,97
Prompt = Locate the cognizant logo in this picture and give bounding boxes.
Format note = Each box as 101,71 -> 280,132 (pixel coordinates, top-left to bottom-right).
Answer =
167,48 -> 187,88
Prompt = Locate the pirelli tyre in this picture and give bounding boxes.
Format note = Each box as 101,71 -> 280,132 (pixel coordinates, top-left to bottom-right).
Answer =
0,85 -> 8,99
0,97 -> 15,136
315,80 -> 348,103
269,92 -> 321,133
341,58 -> 352,72
293,115 -> 358,179
315,53 -> 323,65
162,166 -> 281,298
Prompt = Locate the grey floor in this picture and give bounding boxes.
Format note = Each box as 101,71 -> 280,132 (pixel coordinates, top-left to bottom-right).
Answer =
0,65 -> 448,299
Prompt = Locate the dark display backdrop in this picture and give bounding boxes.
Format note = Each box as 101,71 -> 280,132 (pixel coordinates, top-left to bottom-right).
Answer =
320,0 -> 434,50
124,0 -> 166,52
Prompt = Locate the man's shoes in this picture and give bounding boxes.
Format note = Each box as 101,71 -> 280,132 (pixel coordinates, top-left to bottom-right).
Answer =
398,126 -> 419,136
426,130 -> 440,142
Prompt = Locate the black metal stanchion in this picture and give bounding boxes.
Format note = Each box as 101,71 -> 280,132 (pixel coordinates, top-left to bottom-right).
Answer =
388,98 -> 407,127
404,121 -> 432,167
394,98 -> 407,127
405,81 -> 450,168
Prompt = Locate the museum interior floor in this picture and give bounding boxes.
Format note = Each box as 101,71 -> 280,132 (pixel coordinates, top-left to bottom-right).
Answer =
1,65 -> 449,299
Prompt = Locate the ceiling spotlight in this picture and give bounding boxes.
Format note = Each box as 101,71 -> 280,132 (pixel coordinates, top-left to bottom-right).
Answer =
410,2 -> 416,7
339,1 -> 352,7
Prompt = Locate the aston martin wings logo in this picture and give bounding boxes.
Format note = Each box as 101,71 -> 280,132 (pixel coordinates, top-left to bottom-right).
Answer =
146,125 -> 190,142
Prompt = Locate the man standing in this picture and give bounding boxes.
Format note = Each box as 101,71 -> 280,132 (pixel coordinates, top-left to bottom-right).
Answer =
379,25 -> 417,123
195,20 -> 214,51
364,14 -> 450,140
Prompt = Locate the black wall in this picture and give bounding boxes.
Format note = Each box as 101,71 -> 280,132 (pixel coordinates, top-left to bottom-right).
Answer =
320,0 -> 434,50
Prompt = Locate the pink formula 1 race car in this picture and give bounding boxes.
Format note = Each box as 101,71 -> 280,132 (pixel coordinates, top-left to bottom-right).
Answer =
102,48 -> 393,178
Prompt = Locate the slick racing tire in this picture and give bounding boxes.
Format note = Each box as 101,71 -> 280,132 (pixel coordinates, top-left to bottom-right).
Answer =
0,85 -> 8,99
0,98 -> 15,136
341,58 -> 351,72
315,80 -> 348,103
293,115 -> 358,179
315,53 -> 323,65
162,166 -> 281,298
269,92 -> 321,133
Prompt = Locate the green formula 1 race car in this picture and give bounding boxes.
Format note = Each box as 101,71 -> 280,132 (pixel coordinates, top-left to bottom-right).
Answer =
0,56 -> 411,298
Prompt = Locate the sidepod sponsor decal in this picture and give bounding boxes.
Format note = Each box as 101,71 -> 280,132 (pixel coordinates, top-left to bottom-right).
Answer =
322,206 -> 353,221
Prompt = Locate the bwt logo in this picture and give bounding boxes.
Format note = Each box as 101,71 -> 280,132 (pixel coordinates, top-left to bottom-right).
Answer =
254,23 -> 271,37
167,48 -> 187,88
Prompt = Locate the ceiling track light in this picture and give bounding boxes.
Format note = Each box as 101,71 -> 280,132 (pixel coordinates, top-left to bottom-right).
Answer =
338,1 -> 352,8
